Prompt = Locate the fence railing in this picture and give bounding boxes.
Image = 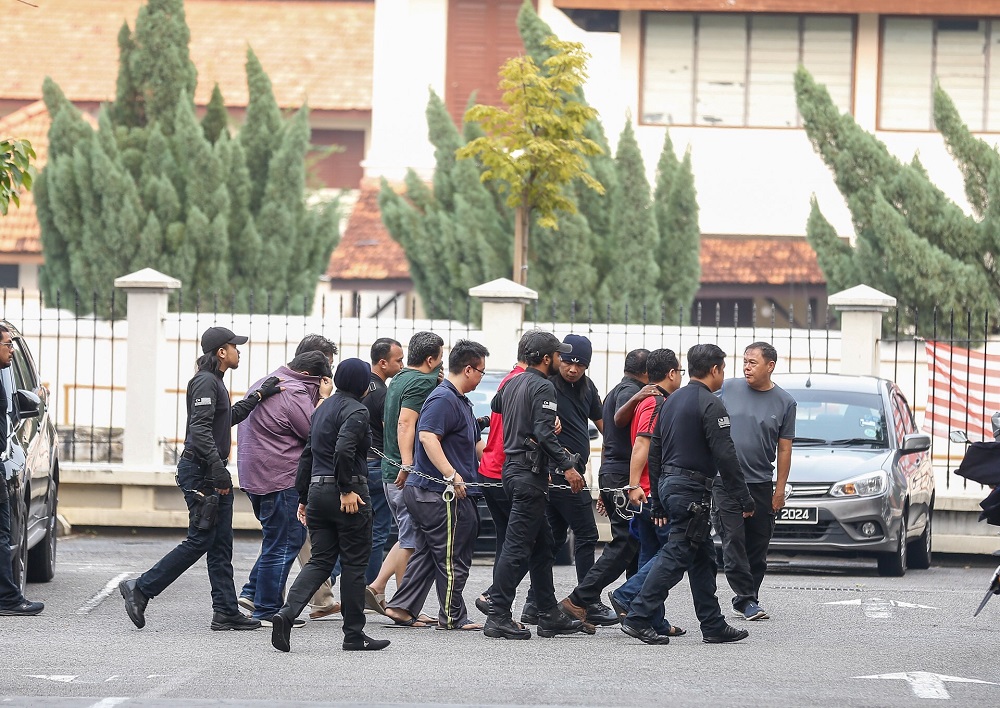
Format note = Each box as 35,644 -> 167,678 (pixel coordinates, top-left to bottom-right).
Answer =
1,286 -> 994,493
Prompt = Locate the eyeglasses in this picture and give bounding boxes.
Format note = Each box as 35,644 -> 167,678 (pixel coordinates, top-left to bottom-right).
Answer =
0,341 -> 13,350
469,365 -> 486,376
673,368 -> 685,375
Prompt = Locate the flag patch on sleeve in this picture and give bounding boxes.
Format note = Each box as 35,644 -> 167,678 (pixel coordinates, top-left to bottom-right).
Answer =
194,397 -> 213,407
542,401 -> 557,412
717,416 -> 730,428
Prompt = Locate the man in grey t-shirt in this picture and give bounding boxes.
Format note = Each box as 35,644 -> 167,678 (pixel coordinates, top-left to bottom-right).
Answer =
715,342 -> 796,621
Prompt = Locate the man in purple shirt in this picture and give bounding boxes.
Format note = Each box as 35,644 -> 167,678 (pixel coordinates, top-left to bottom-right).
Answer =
236,350 -> 332,623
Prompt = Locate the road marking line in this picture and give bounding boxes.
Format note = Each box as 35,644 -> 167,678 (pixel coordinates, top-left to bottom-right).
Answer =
26,675 -> 78,683
823,597 -> 939,619
77,572 -> 131,615
857,672 -> 996,700
87,699 -> 129,708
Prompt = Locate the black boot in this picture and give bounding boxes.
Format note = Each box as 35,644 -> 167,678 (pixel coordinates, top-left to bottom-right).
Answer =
536,606 -> 586,638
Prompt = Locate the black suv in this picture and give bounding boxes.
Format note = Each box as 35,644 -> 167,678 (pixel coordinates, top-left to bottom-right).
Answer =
3,321 -> 59,591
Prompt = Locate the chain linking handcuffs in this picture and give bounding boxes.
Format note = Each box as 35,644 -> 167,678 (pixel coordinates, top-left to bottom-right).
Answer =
370,448 -> 641,520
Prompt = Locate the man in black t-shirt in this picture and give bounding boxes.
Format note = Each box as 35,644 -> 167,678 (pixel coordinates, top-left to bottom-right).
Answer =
363,338 -> 403,584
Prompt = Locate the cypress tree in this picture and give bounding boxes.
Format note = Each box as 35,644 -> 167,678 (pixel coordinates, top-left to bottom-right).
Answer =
202,85 -> 230,144
239,50 -> 283,211
598,119 -> 660,318
659,148 -> 700,323
796,67 -> 995,327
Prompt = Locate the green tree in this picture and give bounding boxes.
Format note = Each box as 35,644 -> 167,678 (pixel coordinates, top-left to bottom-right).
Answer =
35,0 -> 337,316
598,119 -> 660,316
655,135 -> 700,323
0,138 -> 34,215
457,36 -> 604,286
795,67 -> 994,328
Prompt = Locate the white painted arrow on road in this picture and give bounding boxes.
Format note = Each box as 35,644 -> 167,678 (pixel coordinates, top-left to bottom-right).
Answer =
856,672 -> 995,699
823,597 -> 938,618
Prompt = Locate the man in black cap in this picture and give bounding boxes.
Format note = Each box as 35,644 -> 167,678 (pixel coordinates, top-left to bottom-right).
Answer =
270,358 -> 390,652
484,331 -> 587,640
119,326 -> 282,631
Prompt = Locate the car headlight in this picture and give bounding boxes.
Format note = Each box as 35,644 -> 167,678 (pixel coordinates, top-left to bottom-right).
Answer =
829,470 -> 888,498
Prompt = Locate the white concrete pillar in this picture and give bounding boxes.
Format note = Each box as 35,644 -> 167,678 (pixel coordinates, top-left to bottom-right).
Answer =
469,278 -> 537,369
829,284 -> 896,376
114,268 -> 181,468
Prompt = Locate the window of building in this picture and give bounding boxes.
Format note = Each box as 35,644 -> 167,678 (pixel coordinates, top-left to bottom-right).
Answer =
0,265 -> 18,289
880,17 -> 1000,131
641,12 -> 855,127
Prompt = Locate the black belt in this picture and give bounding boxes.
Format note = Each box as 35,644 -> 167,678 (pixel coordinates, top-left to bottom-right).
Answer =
311,476 -> 339,484
666,466 -> 714,488
180,450 -> 227,466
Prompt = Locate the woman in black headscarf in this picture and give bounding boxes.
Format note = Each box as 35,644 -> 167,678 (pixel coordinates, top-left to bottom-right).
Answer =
270,358 -> 390,652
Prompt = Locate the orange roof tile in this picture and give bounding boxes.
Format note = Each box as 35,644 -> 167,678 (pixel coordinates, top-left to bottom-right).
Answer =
2,0 -> 373,111
0,101 -> 99,255
327,180 -> 410,281
330,193 -> 829,287
699,236 -> 826,285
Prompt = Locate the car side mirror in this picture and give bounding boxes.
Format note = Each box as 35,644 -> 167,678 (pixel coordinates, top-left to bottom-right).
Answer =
14,389 -> 40,420
949,429 -> 969,444
901,433 -> 930,454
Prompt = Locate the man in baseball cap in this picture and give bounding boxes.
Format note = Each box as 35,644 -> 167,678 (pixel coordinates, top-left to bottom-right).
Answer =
521,331 -> 573,360
201,326 -> 249,354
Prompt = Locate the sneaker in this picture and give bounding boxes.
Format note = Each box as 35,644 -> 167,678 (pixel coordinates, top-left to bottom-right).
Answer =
259,617 -> 306,629
703,624 -> 750,644
237,596 -> 255,613
210,612 -> 261,631
343,634 -> 391,651
484,616 -> 532,640
0,599 -> 44,616
742,602 -> 768,621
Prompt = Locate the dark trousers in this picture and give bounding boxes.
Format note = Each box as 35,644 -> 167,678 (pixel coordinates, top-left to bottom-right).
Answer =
0,488 -> 25,607
525,484 -> 598,606
713,480 -> 775,611
366,460 -> 393,584
481,482 -> 510,569
489,468 -> 557,618
280,482 -> 373,644
569,471 -> 639,608
387,486 -> 480,627
137,458 -> 238,614
241,487 -> 307,619
626,477 -> 727,637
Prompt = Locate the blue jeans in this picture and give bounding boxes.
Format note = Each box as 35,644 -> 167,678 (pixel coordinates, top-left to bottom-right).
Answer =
241,487 -> 306,619
0,491 -> 25,607
331,462 -> 390,585
137,458 -> 239,614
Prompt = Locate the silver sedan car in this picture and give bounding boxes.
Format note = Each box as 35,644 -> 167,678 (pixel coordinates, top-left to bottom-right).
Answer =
765,373 -> 934,577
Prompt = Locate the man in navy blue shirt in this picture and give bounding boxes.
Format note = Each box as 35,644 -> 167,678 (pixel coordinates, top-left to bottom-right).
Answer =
384,339 -> 490,629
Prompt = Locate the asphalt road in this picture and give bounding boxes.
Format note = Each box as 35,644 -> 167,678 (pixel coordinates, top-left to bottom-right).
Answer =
2,530 -> 999,708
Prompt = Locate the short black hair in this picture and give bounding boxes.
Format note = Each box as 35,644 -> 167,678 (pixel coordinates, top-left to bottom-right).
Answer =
623,348 -> 650,376
0,324 -> 10,338
371,337 -> 401,365
646,348 -> 679,382
687,343 -> 726,379
407,331 -> 444,367
449,339 -> 490,374
745,341 -> 777,364
288,350 -> 333,378
295,334 -> 338,359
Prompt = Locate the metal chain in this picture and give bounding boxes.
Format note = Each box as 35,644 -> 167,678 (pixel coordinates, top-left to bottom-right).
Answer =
369,448 -> 639,520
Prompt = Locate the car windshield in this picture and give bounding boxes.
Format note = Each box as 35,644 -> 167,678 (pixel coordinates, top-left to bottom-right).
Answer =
788,389 -> 889,448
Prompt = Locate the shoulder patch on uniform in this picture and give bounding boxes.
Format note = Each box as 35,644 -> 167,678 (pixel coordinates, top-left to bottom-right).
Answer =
194,397 -> 213,407
717,416 -> 730,428
542,400 -> 557,412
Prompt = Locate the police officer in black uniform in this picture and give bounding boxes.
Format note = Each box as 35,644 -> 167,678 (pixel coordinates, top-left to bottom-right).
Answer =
120,327 -> 281,631
484,331 -> 587,640
622,343 -> 754,645
270,358 -> 390,653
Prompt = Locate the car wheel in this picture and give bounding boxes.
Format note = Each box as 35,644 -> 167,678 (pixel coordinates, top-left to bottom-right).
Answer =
907,509 -> 932,571
27,481 -> 57,583
877,516 -> 907,577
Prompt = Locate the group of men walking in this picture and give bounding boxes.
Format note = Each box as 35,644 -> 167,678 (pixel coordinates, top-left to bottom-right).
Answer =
112,321 -> 796,650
